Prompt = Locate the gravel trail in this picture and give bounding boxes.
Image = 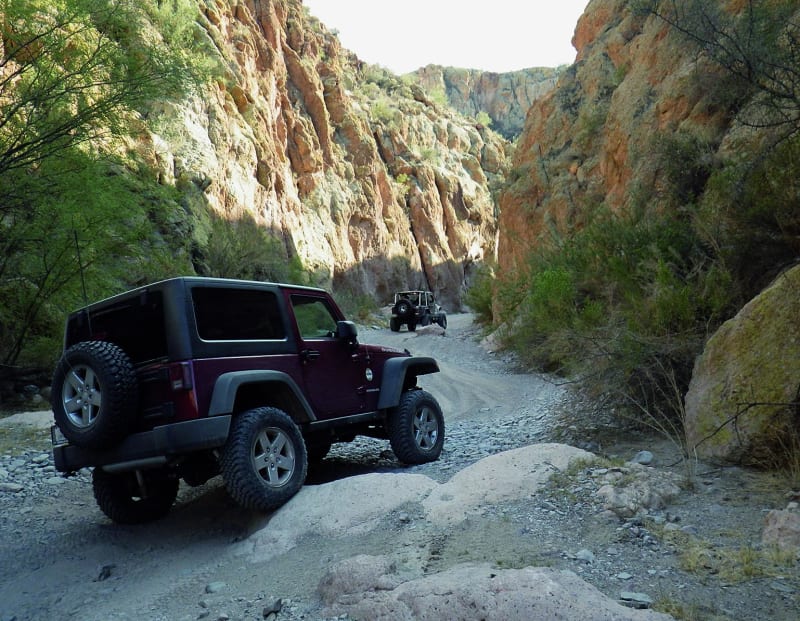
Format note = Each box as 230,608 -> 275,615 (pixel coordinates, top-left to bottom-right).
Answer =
0,314 -> 796,621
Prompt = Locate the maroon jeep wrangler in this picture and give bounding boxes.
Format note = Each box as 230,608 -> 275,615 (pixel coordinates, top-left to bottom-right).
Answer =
50,277 -> 444,523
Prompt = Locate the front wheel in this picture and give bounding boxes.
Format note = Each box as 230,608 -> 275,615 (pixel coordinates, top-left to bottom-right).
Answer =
221,407 -> 307,512
438,315 -> 448,329
92,468 -> 179,524
388,390 -> 445,464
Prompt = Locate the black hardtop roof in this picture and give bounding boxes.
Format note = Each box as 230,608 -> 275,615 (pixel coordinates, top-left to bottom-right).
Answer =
72,276 -> 328,313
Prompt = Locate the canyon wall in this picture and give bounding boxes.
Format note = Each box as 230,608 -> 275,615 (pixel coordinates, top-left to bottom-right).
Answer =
139,0 -> 510,308
413,65 -> 561,139
497,0 -> 737,275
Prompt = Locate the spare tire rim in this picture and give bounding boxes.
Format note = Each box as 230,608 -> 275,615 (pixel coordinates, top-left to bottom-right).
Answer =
62,364 -> 103,428
252,426 -> 296,487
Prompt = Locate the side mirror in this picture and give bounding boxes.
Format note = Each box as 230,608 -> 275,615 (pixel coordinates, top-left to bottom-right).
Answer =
336,320 -> 358,343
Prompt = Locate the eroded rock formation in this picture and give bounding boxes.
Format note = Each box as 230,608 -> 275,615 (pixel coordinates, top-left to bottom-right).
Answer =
413,65 -> 561,139
140,0 -> 510,308
497,0 -> 735,275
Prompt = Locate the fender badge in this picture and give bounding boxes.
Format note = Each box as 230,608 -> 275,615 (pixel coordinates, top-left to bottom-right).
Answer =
365,368 -> 373,382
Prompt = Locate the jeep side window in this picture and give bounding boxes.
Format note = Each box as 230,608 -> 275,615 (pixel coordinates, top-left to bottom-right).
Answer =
192,287 -> 285,341
291,295 -> 338,339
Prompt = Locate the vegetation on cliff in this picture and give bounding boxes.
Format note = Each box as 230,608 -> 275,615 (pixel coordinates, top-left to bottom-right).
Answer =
485,0 -> 800,449
0,0 -> 212,370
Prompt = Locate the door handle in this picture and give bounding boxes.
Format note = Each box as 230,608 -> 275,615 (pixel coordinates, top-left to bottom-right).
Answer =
301,349 -> 321,361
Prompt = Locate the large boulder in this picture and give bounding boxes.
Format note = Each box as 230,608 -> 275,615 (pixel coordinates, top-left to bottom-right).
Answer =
319,557 -> 674,621
762,503 -> 800,554
684,266 -> 800,464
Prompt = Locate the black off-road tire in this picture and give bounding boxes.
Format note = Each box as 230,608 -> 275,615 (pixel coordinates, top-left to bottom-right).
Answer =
388,390 -> 445,464
408,321 -> 416,332
51,340 -> 138,449
420,312 -> 431,327
389,317 -> 400,332
92,468 -> 179,524
438,315 -> 448,329
221,407 -> 308,512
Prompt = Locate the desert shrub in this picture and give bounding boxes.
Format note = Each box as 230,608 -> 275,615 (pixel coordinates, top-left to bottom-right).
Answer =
195,213 -> 304,284
696,135 -> 800,300
475,111 -> 493,127
497,205 -> 719,408
652,131 -> 716,205
428,85 -> 449,107
333,289 -> 379,323
464,263 -> 496,323
370,97 -> 398,124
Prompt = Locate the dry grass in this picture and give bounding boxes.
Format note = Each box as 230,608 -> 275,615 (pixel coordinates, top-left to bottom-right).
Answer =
0,424 -> 50,455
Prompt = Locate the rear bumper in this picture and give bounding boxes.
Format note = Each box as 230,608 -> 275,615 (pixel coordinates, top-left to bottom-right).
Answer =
52,416 -> 231,473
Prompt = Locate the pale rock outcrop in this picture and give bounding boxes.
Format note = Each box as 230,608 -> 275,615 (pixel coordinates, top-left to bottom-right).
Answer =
422,443 -> 593,526
239,472 -> 437,562
595,463 -> 683,518
240,444 -> 594,563
762,503 -> 800,554
318,558 -> 675,621
684,266 -> 800,464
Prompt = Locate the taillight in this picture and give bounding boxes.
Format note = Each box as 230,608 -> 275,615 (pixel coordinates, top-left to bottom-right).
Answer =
169,362 -> 194,391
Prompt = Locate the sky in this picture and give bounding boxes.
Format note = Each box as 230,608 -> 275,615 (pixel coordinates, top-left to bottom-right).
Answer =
302,0 -> 590,74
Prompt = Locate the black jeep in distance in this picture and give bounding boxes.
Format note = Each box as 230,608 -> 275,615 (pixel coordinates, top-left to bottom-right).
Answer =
390,290 -> 447,332
50,277 -> 445,523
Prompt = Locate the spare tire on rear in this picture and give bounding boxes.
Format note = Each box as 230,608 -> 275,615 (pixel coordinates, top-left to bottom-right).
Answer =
393,297 -> 413,317
51,340 -> 138,449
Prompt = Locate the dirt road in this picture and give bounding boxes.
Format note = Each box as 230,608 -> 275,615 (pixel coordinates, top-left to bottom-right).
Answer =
0,314 -> 564,621
0,314 -> 796,621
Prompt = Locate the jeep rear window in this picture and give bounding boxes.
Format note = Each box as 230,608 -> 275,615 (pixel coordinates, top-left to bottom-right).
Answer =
82,291 -> 167,364
192,287 -> 285,341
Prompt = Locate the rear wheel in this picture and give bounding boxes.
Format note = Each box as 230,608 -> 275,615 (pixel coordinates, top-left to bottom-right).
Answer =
388,390 -> 445,464
92,468 -> 178,524
51,341 -> 138,449
221,407 -> 307,512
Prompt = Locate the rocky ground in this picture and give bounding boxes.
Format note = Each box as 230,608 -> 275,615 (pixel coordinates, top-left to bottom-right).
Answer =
0,314 -> 797,620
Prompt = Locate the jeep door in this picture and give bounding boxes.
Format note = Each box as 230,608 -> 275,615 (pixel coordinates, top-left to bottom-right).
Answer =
289,294 -> 367,419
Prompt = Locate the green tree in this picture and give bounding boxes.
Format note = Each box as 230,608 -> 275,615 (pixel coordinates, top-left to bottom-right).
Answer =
0,0 -> 205,176
0,0 -> 209,368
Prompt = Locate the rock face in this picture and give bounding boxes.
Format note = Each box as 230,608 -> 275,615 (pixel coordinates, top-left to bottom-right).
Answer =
413,65 -> 561,139
684,266 -> 800,464
140,0 -> 509,308
497,0 -> 735,275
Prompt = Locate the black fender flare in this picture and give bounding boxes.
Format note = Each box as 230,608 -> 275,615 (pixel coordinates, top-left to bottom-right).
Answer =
208,370 -> 316,421
377,356 -> 439,409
